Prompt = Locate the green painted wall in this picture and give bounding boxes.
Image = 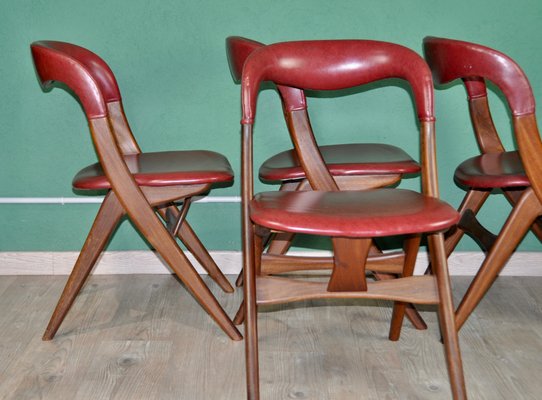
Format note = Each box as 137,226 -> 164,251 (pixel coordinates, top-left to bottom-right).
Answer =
1,0 -> 541,252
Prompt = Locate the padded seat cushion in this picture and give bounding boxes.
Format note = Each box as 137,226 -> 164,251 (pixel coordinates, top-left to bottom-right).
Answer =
73,150 -> 234,190
454,151 -> 528,188
259,143 -> 420,182
250,189 -> 459,237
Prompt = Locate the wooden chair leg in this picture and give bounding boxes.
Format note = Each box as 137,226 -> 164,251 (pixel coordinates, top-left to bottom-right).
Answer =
266,231 -> 296,255
122,201 -> 241,340
455,188 -> 541,330
374,271 -> 427,331
388,235 -> 422,341
444,189 -> 490,257
428,233 -> 467,400
236,181 -> 303,288
244,225 -> 261,400
235,271 -> 244,287
503,188 -> 542,242
233,301 -> 245,325
158,206 -> 234,293
145,227 -> 242,341
178,220 -> 234,293
175,212 -> 234,293
43,191 -> 124,340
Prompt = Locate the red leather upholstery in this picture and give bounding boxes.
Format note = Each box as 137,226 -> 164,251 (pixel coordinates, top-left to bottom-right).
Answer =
424,37 -> 535,116
454,151 -> 528,188
241,40 -> 434,124
31,41 -> 122,119
226,37 -> 421,184
424,37 -> 533,190
73,150 -> 234,190
227,36 -> 307,111
259,143 -> 420,182
32,42 -> 108,119
31,40 -> 235,191
250,189 -> 459,237
227,36 -> 263,84
241,40 -> 449,238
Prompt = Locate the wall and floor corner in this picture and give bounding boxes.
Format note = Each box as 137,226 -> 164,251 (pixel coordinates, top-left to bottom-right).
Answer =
1,0 -> 542,275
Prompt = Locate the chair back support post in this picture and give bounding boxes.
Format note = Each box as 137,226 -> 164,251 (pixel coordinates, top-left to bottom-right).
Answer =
420,120 -> 439,198
466,96 -> 505,153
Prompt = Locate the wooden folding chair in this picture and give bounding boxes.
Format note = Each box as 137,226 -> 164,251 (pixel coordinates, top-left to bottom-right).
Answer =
239,39 -> 467,399
424,36 -> 542,330
31,41 -> 241,341
226,36 -> 427,334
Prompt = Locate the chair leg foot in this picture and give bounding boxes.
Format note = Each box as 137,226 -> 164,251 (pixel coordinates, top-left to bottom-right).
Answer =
160,206 -> 234,294
388,302 -> 407,341
165,251 -> 243,341
455,189 -> 539,330
43,192 -> 123,340
236,269 -> 244,287
429,233 -> 467,400
233,301 -> 245,325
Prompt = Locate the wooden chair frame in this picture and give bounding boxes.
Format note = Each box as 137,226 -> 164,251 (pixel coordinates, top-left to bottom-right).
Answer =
226,36 -> 427,333
424,36 -> 542,330
31,41 -> 241,341
239,40 -> 467,400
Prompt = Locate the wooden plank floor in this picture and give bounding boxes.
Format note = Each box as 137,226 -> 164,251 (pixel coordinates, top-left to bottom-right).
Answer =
0,274 -> 541,399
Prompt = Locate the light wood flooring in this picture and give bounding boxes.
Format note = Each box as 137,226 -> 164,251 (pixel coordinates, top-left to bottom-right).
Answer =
0,274 -> 541,399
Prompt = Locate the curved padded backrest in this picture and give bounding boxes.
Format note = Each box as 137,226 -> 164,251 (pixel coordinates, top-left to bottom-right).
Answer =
226,36 -> 263,83
31,41 -> 122,119
241,40 -> 434,124
423,37 -> 535,116
226,36 -> 307,112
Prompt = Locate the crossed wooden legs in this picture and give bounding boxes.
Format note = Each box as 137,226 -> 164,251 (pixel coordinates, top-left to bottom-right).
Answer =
43,191 -> 241,341
441,187 -> 542,331
455,188 -> 542,330
158,204 -> 234,293
43,191 -> 124,340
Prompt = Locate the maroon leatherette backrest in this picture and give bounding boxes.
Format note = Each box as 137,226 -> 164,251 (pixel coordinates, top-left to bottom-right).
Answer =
423,37 -> 535,116
226,36 -> 307,112
241,40 -> 434,124
31,41 -> 121,119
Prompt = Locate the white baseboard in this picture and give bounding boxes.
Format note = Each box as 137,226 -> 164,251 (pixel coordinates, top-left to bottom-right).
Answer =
0,250 -> 541,276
